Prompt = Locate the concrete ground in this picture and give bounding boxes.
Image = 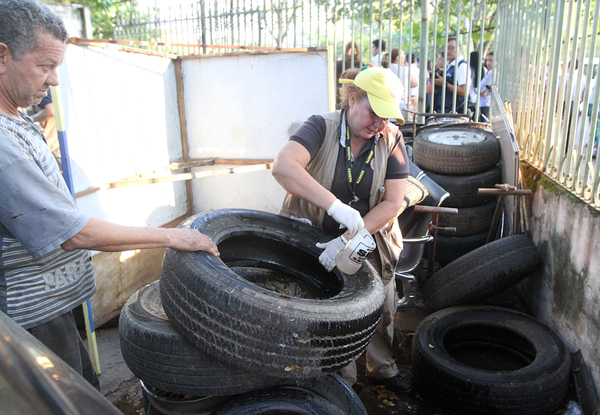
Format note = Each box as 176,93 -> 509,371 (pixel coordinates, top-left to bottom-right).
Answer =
91,285 -> 575,415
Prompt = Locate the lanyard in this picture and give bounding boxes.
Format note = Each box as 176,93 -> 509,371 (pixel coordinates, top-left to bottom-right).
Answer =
344,117 -> 377,205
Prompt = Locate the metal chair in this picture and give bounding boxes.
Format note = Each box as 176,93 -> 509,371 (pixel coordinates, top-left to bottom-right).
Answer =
395,162 -> 456,314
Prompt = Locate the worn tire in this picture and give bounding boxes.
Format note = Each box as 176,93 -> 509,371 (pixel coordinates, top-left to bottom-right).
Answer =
412,306 -> 571,415
437,202 -> 496,237
141,381 -> 231,415
160,209 -> 385,379
119,282 -> 283,396
425,167 -> 501,208
423,235 -> 542,310
413,128 -> 500,175
278,374 -> 367,415
211,387 -> 346,415
435,232 -> 489,265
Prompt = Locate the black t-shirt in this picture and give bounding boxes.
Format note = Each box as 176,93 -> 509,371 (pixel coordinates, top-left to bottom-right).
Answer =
290,113 -> 409,236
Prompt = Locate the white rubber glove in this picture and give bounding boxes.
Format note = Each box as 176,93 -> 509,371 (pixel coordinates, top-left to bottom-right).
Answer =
316,235 -> 348,272
327,199 -> 364,238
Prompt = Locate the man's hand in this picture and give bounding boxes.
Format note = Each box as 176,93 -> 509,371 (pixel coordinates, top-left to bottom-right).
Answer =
169,227 -> 219,256
434,73 -> 444,87
316,235 -> 347,272
327,199 -> 364,238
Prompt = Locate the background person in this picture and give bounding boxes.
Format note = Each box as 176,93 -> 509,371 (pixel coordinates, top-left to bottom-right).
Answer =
390,48 -> 417,119
407,53 -> 420,119
30,88 -> 61,168
272,67 -> 412,395
476,51 -> 494,121
433,38 -> 470,113
468,51 -> 487,119
427,52 -> 446,112
0,0 -> 219,390
371,39 -> 387,67
336,41 -> 364,106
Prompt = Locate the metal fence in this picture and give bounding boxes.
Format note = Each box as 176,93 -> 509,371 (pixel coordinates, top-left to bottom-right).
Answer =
496,0 -> 600,208
114,0 -> 600,209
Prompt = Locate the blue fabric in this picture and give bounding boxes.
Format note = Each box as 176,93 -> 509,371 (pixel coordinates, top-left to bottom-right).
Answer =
434,59 -> 467,113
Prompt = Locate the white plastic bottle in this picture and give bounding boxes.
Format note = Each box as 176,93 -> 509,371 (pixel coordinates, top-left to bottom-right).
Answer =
335,228 -> 376,275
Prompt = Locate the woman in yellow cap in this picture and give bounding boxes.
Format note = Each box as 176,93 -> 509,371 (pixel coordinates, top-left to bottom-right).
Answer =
272,66 -> 411,394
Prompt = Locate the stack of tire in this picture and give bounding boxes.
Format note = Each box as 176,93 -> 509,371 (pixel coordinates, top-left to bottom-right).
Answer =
119,209 -> 381,414
412,126 -> 502,265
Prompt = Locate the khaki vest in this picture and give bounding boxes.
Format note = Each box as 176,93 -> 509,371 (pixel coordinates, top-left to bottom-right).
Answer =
281,110 -> 403,284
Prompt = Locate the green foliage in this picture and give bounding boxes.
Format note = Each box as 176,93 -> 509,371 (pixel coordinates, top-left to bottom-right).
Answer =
52,0 -> 147,39
318,0 -> 497,56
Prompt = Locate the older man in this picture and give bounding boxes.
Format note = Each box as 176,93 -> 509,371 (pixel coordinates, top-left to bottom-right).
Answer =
433,38 -> 470,113
0,0 -> 218,389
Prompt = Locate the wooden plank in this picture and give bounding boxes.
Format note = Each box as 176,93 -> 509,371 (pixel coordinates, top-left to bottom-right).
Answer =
69,39 -> 178,59
69,37 -> 324,53
174,59 -> 195,217
74,163 -> 273,198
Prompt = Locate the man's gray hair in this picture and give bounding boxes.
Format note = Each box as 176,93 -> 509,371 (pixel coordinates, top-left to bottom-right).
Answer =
0,0 -> 68,59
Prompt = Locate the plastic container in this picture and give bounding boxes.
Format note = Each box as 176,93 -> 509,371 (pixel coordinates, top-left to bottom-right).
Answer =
335,228 -> 376,275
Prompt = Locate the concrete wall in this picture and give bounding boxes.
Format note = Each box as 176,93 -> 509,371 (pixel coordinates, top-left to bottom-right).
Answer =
44,1 -> 92,38
521,166 -> 600,398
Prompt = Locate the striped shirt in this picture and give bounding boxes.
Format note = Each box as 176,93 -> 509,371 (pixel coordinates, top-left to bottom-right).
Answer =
0,112 -> 95,329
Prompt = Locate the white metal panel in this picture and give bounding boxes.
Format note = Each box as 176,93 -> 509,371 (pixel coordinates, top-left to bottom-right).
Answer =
192,169 -> 287,214
182,51 -> 330,160
57,44 -> 187,225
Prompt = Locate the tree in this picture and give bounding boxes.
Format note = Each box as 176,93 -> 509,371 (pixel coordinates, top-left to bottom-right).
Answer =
318,0 -> 497,57
51,0 -> 144,39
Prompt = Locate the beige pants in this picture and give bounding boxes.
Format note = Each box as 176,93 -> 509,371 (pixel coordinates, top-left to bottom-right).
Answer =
339,255 -> 399,383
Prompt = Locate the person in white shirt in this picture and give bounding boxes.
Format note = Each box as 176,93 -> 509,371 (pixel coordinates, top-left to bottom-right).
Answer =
370,39 -> 387,67
432,38 -> 470,113
474,52 -> 494,121
390,48 -> 417,119
408,53 -> 420,119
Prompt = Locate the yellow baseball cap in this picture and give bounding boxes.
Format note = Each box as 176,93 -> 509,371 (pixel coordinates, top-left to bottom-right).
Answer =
340,67 -> 405,124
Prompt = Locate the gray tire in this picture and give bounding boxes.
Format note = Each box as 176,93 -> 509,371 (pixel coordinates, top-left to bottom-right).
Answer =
423,235 -> 542,310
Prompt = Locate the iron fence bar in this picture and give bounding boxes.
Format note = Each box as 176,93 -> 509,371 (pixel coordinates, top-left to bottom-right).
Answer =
584,1 -> 600,205
555,0 -> 576,180
464,0 -> 474,116
527,0 -> 543,161
360,0 -> 365,62
524,0 -> 540,151
531,0 -> 551,168
388,0 -> 393,73
369,0 -> 374,66
408,0 -> 414,108
352,0 -> 356,69
562,0 -> 585,186
418,0 -> 429,123
452,0 -> 462,114
430,0 -> 439,114
570,0 -> 593,192
342,0 -> 346,74
378,0 -> 384,67
544,0 -> 568,177
475,0 -> 485,122
441,0 -> 450,112
516,0 -> 534,147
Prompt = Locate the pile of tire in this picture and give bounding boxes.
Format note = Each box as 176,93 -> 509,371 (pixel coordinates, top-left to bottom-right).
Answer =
120,209 -> 382,414
412,126 -> 501,265
412,306 -> 571,415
